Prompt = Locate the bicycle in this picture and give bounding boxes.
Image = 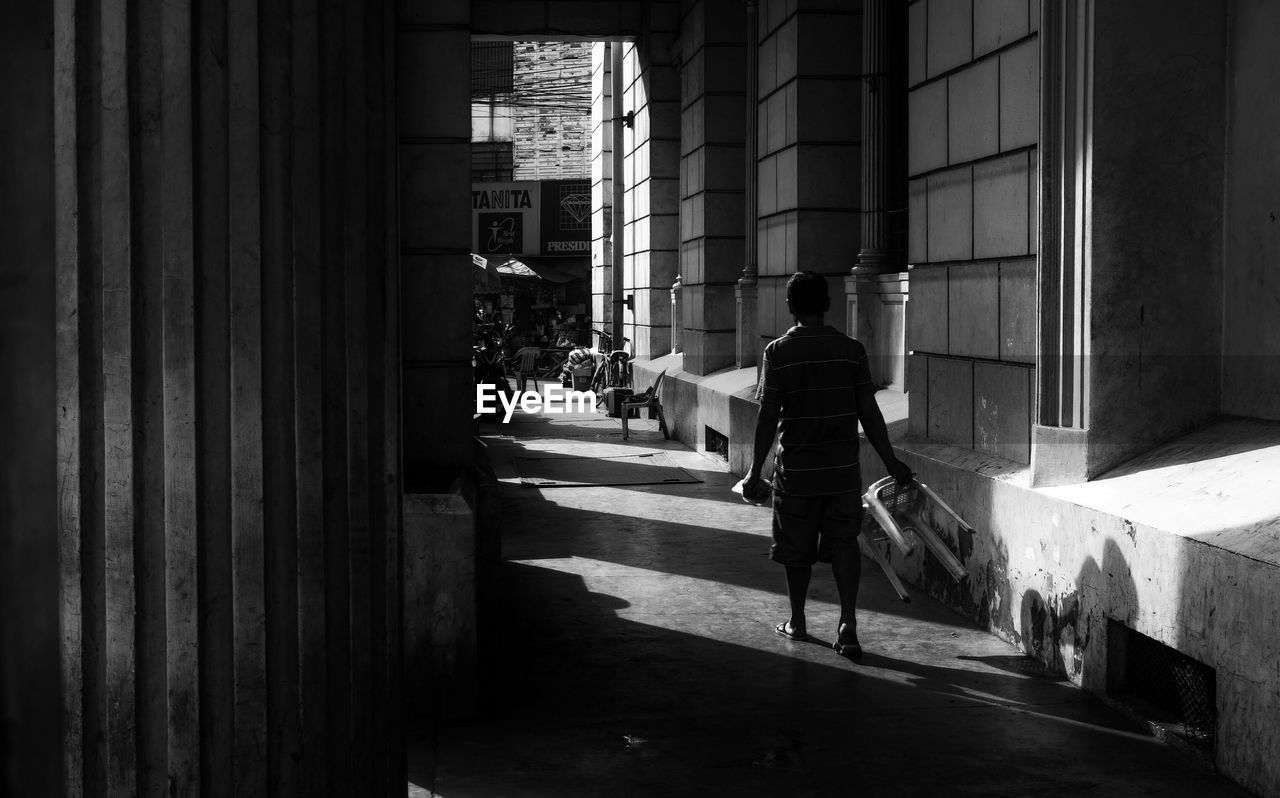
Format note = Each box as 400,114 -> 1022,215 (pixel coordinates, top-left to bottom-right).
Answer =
531,345 -> 574,379
588,328 -> 633,399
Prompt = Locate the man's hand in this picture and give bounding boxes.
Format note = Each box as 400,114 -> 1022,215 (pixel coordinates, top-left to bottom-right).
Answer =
742,472 -> 769,503
887,458 -> 914,486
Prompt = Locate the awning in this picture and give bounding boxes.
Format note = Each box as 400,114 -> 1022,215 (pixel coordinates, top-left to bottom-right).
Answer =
473,254 -> 590,287
515,256 -> 591,284
494,258 -> 539,279
472,254 -> 503,291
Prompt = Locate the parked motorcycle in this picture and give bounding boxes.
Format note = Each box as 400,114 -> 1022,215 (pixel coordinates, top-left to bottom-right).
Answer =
472,322 -> 514,417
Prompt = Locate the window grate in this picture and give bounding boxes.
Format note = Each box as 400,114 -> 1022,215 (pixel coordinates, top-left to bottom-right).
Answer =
471,42 -> 514,96
1110,621 -> 1216,751
705,426 -> 729,461
471,141 -> 514,183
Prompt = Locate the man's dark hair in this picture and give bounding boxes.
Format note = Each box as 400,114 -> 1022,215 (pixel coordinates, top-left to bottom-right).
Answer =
785,271 -> 830,315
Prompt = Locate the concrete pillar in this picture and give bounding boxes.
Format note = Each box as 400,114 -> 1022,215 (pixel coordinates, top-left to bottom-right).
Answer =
845,271 -> 878,363
31,1 -> 405,794
737,0 -> 760,370
590,42 -> 614,338
399,6 -> 473,489
622,25 -> 682,358
905,0 -> 1038,464
1,4 -> 61,796
736,282 -> 759,369
612,41 -> 628,348
846,271 -> 909,389
403,494 -> 477,719
854,0 -> 906,275
754,0 -> 863,347
1032,0 -> 1226,485
671,277 -> 683,354
1031,0 -> 1088,486
849,0 -> 908,388
677,0 -> 747,376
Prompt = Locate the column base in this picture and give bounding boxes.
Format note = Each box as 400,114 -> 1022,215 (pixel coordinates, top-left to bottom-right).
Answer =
735,280 -> 758,369
671,279 -> 683,355
1030,424 -> 1090,487
845,272 -> 908,389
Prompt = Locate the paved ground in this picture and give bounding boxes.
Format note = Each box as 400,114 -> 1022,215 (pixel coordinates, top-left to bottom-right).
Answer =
408,401 -> 1252,798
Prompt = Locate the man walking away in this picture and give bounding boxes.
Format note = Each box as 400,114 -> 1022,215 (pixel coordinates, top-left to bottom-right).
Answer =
742,271 -> 913,658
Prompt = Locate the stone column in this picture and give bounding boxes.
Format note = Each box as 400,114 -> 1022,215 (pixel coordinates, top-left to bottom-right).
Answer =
671,276 -> 683,354
854,0 -> 897,277
1,4 -> 60,795
849,0 -> 907,387
29,1 -> 404,793
399,10 -> 473,488
736,0 -> 759,369
590,43 -> 614,338
1031,0 -> 1089,487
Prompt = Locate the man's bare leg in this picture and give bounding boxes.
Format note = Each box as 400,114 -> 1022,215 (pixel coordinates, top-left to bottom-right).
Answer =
779,565 -> 812,638
830,542 -> 862,656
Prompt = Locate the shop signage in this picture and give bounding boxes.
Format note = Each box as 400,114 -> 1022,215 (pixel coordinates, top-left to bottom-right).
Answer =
472,179 -> 591,257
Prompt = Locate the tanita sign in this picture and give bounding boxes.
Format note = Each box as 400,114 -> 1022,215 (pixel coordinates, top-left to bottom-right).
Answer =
471,179 -> 591,257
472,188 -> 533,209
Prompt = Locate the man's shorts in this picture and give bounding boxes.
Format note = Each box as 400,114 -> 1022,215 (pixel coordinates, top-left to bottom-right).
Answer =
770,491 -> 864,566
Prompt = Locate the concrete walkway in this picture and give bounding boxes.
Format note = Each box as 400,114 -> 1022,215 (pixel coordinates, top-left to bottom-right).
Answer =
409,403 -> 1252,797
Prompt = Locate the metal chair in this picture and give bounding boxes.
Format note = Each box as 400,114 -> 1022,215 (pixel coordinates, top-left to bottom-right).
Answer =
620,369 -> 669,441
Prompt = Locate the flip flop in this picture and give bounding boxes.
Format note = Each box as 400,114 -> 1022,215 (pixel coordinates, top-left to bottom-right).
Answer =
775,621 -> 808,641
833,639 -> 863,659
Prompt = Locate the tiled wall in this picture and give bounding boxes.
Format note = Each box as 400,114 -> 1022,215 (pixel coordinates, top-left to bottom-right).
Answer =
621,4 -> 683,358
906,0 -> 1038,464
590,43 -> 614,337
754,0 -> 862,347
678,0 -> 747,376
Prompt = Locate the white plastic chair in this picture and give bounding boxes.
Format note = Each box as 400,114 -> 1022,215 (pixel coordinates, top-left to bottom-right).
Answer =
863,476 -> 972,582
620,369 -> 669,440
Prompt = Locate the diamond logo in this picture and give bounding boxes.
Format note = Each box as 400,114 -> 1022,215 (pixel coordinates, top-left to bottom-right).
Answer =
560,192 -> 590,225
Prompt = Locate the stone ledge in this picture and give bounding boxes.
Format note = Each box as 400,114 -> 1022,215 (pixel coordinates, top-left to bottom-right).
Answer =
869,417 -> 1280,795
1036,416 -> 1280,567
632,355 -> 761,475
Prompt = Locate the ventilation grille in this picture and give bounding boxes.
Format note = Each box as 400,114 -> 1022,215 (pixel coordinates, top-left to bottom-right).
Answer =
705,426 -> 729,461
1111,621 -> 1216,751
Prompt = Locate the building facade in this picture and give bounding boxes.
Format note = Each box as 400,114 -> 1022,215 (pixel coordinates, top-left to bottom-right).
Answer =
4,1 -> 1279,796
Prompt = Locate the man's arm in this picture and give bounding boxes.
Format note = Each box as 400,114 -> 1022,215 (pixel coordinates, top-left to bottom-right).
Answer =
743,345 -> 780,499
742,402 -> 779,502
747,403 -> 780,480
856,384 -> 913,484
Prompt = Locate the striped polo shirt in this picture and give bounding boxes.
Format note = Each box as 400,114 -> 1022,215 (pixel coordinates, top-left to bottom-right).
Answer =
756,325 -> 874,496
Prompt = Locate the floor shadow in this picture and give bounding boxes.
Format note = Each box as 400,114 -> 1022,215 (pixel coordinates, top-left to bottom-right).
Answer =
489,425 -> 1028,632
415,410 -> 1257,796
412,558 -> 1249,798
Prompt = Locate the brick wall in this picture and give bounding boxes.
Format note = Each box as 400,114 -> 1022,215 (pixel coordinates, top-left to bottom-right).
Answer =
513,41 -> 592,181
905,0 -> 1039,464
